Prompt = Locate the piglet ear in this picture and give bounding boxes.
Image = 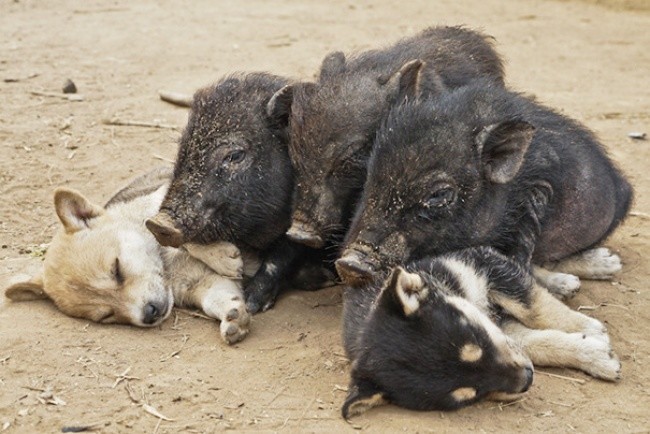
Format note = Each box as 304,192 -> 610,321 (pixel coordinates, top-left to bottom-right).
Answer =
267,84 -> 294,131
342,377 -> 387,419
476,120 -> 535,184
54,188 -> 105,233
319,51 -> 346,81
381,59 -> 424,103
382,266 -> 427,316
5,270 -> 49,301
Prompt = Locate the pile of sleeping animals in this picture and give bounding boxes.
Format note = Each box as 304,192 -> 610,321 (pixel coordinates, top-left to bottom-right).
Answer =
5,25 -> 632,418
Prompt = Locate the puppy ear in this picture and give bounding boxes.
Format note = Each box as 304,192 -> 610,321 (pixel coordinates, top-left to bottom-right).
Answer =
319,51 -> 346,81
476,120 -> 535,184
54,188 -> 105,233
341,378 -> 386,419
5,271 -> 49,301
381,267 -> 427,316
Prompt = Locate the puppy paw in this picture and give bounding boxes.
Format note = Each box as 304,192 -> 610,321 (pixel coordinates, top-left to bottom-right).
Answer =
185,242 -> 244,279
219,303 -> 251,344
544,272 -> 581,299
582,316 -> 610,345
216,252 -> 244,280
577,335 -> 621,381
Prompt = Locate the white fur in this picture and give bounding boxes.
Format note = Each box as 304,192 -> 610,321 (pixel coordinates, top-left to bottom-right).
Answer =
447,296 -> 531,369
443,258 -> 490,312
502,321 -> 620,381
550,247 -> 622,280
5,179 -> 257,344
533,266 -> 581,298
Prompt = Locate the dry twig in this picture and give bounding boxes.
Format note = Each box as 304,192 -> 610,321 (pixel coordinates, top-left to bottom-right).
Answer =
159,91 -> 193,107
30,90 -> 84,101
4,72 -> 39,83
490,397 -> 527,410
102,118 -> 178,130
112,367 -> 140,389
629,210 -> 650,219
152,154 -> 175,164
535,370 -> 586,384
142,403 -> 175,421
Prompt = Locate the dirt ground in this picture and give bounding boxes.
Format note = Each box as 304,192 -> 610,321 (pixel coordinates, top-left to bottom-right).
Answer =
0,0 -> 648,433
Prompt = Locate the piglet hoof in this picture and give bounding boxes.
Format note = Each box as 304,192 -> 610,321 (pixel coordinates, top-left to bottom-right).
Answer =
578,248 -> 622,280
245,295 -> 276,315
548,248 -> 622,281
244,280 -> 280,314
219,305 -> 251,345
577,335 -> 621,382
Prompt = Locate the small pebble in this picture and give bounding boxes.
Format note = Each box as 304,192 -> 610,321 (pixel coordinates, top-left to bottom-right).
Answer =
62,79 -> 77,94
628,132 -> 646,140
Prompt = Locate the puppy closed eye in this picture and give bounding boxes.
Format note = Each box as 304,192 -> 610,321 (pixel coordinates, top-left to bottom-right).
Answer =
112,258 -> 124,285
99,311 -> 116,323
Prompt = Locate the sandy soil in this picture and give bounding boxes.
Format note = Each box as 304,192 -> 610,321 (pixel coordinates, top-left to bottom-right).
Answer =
0,0 -> 648,432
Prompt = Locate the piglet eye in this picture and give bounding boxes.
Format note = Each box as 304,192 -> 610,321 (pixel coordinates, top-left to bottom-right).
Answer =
113,258 -> 124,285
424,187 -> 456,209
223,150 -> 246,165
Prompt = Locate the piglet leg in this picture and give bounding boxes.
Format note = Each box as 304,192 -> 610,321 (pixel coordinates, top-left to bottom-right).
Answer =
244,237 -> 303,314
541,247 -> 622,280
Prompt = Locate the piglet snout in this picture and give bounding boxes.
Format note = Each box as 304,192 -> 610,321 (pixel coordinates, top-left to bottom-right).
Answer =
146,212 -> 185,248
286,220 -> 324,249
336,250 -> 376,286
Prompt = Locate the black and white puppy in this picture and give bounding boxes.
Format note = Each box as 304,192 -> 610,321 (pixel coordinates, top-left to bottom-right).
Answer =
342,246 -> 620,418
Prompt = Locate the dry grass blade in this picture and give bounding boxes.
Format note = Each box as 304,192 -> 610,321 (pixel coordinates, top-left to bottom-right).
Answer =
142,403 -> 175,421
30,90 -> 84,101
112,366 -> 140,388
159,91 -> 193,107
102,118 -> 178,130
490,397 -> 527,410
535,370 -> 587,384
152,154 -> 175,164
125,382 -> 140,404
61,420 -> 108,432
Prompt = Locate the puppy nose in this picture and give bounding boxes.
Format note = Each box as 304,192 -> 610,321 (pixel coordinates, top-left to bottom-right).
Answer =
522,366 -> 534,392
143,301 -> 166,325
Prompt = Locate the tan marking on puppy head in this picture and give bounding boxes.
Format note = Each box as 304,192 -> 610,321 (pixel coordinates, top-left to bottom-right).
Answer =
448,296 -> 531,370
390,267 -> 426,316
451,387 -> 477,402
460,343 -> 483,363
